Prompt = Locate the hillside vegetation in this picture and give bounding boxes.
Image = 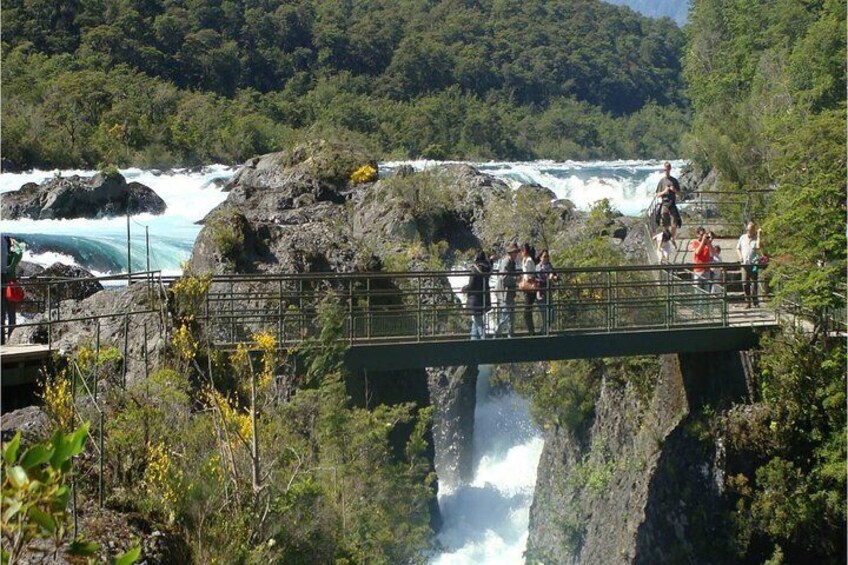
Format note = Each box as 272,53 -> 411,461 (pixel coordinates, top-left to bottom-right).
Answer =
2,0 -> 689,168
683,0 -> 846,562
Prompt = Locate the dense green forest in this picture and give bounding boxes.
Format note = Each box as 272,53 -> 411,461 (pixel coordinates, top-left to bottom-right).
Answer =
1,0 -> 690,168
685,0 -> 846,562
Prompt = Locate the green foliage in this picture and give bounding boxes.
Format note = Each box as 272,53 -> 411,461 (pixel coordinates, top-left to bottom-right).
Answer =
508,360 -> 603,434
1,425 -> 89,563
2,0 -> 689,167
761,107 -> 846,322
724,330 -> 846,562
685,2 -> 845,560
479,186 -> 565,251
96,292 -> 435,562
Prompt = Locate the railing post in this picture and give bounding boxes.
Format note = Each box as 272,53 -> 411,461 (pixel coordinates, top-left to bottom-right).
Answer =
612,271 -> 618,330
122,314 -> 129,389
278,279 -> 284,346
299,278 -> 304,339
665,268 -> 672,329
349,279 -> 355,344
47,284 -> 53,351
98,410 -> 104,508
94,321 -> 100,402
143,322 -> 149,381
417,277 -> 422,342
71,362 -> 79,535
606,271 -> 613,332
230,280 -> 235,344
722,271 -> 729,326
366,278 -> 371,339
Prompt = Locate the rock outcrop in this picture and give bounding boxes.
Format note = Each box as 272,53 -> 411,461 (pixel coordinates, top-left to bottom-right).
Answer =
186,141 -> 544,532
1,172 -> 166,220
17,263 -> 103,315
427,365 -> 479,485
527,352 -> 749,564
9,283 -> 165,386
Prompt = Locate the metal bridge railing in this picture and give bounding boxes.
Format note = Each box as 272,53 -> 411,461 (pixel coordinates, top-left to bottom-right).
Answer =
197,264 -> 774,349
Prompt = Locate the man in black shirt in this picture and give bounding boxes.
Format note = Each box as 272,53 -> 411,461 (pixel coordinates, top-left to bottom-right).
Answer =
656,161 -> 682,240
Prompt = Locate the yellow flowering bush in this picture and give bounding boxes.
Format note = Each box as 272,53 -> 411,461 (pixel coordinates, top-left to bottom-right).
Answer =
172,322 -> 199,362
350,164 -> 378,184
143,442 -> 183,523
41,371 -> 74,431
171,269 -> 212,320
205,388 -> 252,444
231,333 -> 277,390
254,332 -> 276,389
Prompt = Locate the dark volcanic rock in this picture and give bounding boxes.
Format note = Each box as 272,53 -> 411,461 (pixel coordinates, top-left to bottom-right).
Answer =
427,365 -> 479,485
527,352 -> 749,564
0,407 -> 49,442
1,172 -> 166,220
18,263 -> 103,315
40,263 -> 104,300
191,141 -> 375,275
16,261 -> 45,279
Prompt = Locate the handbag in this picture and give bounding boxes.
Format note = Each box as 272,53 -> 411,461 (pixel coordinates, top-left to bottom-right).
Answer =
518,277 -> 538,292
5,280 -> 24,303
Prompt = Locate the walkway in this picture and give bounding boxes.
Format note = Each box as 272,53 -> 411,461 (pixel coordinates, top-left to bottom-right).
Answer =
198,264 -> 779,370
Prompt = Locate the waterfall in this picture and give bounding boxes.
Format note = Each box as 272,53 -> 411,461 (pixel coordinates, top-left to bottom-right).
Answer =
431,366 -> 543,564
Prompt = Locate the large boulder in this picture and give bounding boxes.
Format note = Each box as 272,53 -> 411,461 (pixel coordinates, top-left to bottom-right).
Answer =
1,172 -> 166,220
190,140 -> 375,275
351,164 -> 511,258
17,263 -> 103,315
9,283 -> 164,387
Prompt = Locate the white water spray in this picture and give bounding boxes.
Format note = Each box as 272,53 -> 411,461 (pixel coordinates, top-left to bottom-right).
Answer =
432,366 -> 543,564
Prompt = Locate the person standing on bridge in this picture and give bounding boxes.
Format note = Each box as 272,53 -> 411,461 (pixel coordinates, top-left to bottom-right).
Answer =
736,221 -> 762,308
656,161 -> 682,242
691,227 -> 714,292
463,251 -> 492,339
519,243 -> 538,335
536,249 -> 557,333
494,243 -> 519,338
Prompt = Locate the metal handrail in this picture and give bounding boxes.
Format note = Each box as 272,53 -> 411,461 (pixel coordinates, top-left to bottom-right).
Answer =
196,265 -> 776,348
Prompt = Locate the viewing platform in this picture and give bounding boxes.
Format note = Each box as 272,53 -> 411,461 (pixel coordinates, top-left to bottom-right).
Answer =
1,344 -> 54,387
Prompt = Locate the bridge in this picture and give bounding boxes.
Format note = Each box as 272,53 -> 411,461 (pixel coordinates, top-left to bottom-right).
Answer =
197,263 -> 778,371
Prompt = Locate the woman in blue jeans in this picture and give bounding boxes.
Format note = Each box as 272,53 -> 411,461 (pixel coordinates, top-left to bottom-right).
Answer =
463,251 -> 492,339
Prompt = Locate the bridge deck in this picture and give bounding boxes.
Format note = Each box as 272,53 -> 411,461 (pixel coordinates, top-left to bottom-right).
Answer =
344,325 -> 765,370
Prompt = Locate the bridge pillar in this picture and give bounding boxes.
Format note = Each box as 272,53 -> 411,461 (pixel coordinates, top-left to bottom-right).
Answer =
677,350 -> 748,409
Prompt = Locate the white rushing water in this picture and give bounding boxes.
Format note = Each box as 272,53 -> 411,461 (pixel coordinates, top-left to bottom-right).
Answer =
432,366 -> 543,565
0,166 -> 234,275
0,159 -> 683,275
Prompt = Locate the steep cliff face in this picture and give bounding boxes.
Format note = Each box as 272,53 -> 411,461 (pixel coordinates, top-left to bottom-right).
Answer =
527,351 -> 748,564
427,365 -> 479,485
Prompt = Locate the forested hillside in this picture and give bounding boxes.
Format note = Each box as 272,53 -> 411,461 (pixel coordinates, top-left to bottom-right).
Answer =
685,0 -> 846,562
1,0 -> 689,168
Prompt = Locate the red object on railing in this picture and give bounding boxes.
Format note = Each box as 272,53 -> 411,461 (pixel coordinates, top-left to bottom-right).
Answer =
5,280 -> 25,302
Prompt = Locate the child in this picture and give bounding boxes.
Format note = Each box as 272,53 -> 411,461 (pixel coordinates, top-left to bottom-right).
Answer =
654,227 -> 673,264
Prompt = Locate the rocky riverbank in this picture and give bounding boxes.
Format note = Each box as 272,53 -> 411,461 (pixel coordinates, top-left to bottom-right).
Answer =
1,171 -> 166,220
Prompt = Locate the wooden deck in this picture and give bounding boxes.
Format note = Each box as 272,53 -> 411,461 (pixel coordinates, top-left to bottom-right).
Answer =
1,344 -> 54,387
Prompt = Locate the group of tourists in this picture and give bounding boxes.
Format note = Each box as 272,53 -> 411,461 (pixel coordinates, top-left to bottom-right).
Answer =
652,162 -> 765,307
461,243 -> 557,339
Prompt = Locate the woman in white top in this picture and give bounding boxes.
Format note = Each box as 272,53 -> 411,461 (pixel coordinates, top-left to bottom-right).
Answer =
520,243 -> 537,335
736,221 -> 762,307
